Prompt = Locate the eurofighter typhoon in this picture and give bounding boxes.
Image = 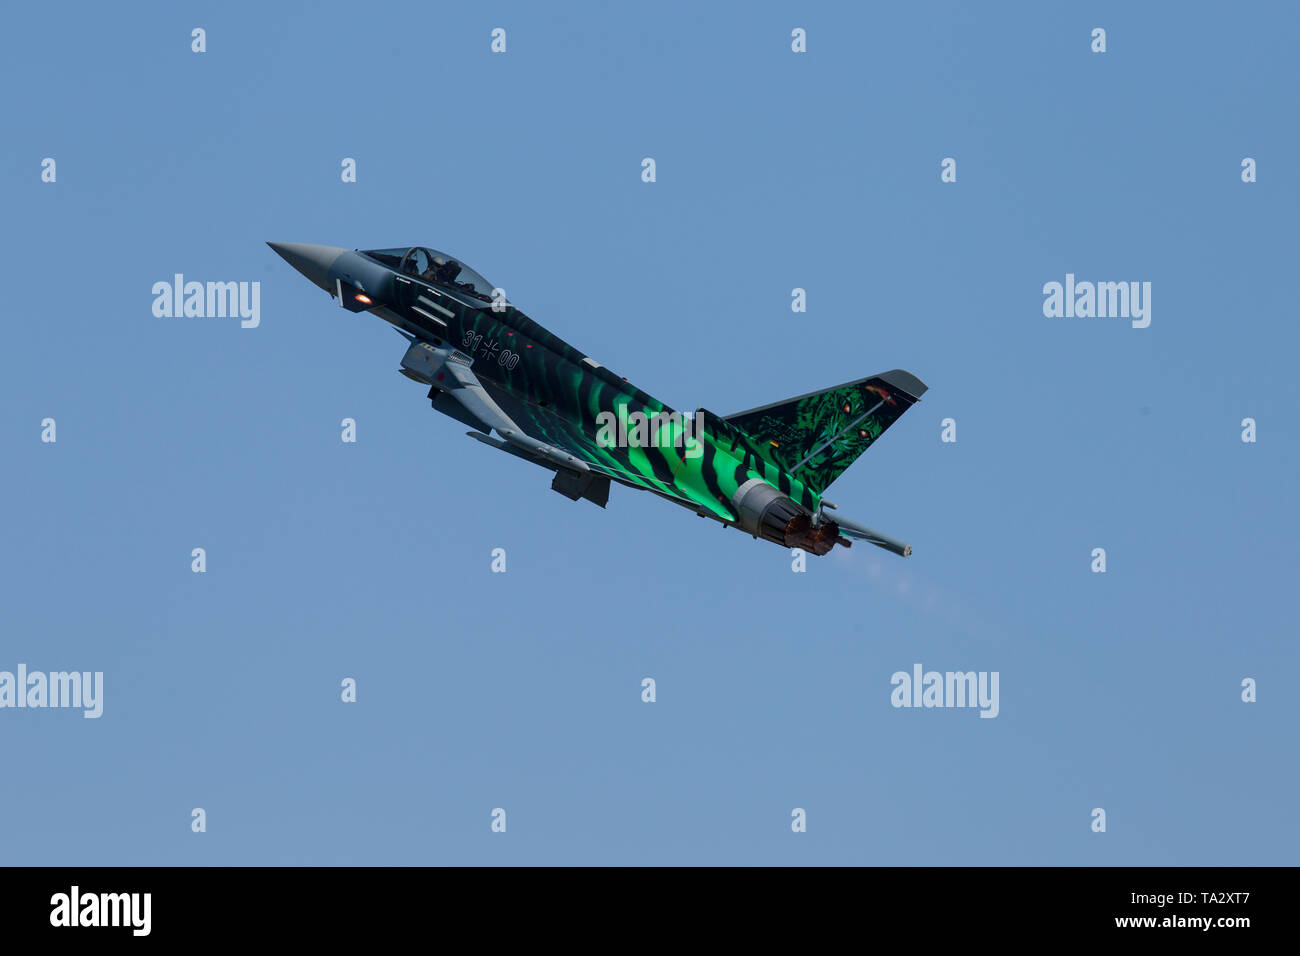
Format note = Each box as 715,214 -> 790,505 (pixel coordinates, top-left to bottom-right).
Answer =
268,242 -> 927,557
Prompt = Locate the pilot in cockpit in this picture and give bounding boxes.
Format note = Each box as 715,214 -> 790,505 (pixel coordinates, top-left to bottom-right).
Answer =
424,255 -> 463,285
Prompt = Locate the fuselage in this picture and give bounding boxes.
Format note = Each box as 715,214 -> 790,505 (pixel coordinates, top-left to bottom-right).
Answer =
270,242 -> 837,552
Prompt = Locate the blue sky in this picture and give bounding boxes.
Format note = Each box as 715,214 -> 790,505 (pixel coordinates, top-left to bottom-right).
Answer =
1,1 -> 1296,865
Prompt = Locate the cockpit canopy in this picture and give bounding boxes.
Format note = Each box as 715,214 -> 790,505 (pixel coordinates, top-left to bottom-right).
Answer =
361,247 -> 496,303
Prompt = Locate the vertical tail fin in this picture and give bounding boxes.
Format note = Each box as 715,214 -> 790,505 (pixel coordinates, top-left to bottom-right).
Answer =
723,370 -> 926,495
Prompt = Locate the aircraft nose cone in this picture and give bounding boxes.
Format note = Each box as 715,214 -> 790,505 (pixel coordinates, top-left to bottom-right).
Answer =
267,241 -> 346,292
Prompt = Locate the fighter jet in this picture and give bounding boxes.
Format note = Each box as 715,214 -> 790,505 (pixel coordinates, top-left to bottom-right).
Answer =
268,242 -> 928,556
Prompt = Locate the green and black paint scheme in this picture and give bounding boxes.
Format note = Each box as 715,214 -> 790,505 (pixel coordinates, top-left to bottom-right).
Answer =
268,242 -> 927,556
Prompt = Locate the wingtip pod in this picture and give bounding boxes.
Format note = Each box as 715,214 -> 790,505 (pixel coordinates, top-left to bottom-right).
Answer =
826,507 -> 913,557
855,532 -> 912,558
